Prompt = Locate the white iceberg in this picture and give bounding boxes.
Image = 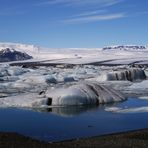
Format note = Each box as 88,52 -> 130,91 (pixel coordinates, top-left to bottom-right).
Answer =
45,82 -> 126,106
123,80 -> 148,96
0,82 -> 126,108
105,106 -> 148,113
0,93 -> 45,108
97,68 -> 146,82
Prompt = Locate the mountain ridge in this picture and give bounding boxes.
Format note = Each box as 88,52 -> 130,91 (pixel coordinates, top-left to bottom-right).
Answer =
102,45 -> 148,51
1,42 -> 148,52
0,48 -> 33,62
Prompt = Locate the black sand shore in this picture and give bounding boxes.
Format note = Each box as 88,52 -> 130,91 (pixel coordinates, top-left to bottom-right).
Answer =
0,129 -> 148,148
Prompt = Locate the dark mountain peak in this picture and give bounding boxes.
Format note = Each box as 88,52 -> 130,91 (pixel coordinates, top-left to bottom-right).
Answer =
1,48 -> 15,53
0,48 -> 33,62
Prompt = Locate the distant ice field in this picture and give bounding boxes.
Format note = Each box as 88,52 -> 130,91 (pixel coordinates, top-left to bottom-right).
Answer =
0,43 -> 148,65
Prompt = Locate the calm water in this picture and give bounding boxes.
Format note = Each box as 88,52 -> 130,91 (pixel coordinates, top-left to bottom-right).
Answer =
0,98 -> 148,142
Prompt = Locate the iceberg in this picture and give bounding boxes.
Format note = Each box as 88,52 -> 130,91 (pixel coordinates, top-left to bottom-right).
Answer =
97,68 -> 146,82
105,106 -> 148,113
0,82 -> 126,108
45,82 -> 126,106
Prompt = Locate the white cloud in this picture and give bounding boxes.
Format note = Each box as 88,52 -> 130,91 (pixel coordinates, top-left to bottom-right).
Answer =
37,0 -> 126,25
72,10 -> 107,17
40,0 -> 123,7
62,13 -> 126,24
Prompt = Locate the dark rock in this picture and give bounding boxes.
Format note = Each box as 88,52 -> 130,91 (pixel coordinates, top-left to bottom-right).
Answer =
0,48 -> 32,62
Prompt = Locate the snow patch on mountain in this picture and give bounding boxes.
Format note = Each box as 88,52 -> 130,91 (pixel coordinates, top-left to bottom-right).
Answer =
0,42 -> 82,60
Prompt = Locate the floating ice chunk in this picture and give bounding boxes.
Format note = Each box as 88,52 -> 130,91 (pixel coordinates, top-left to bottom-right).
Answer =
105,107 -> 122,112
7,67 -> 28,76
130,80 -> 148,88
13,81 -> 32,89
45,75 -> 57,84
117,79 -> 148,97
0,93 -> 8,98
19,74 -> 57,85
138,96 -> 148,100
126,80 -> 148,94
0,66 -> 9,77
63,76 -> 75,82
0,93 -> 45,108
0,65 -> 28,77
97,68 -> 146,82
21,75 -> 46,84
44,82 -> 126,106
0,76 -> 19,82
105,106 -> 148,113
145,70 -> 148,77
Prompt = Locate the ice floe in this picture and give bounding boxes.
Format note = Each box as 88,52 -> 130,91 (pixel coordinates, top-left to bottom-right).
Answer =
123,80 -> 148,96
0,82 -> 126,108
0,93 -> 46,108
105,106 -> 148,113
0,61 -> 148,109
97,68 -> 146,82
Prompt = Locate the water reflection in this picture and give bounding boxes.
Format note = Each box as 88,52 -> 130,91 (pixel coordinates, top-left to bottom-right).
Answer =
51,105 -> 99,117
33,103 -> 117,117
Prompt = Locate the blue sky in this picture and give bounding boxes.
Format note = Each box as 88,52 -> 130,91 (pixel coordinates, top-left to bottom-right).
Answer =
0,0 -> 148,48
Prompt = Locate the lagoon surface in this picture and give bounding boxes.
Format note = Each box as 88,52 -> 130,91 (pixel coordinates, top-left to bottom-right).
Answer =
0,97 -> 148,142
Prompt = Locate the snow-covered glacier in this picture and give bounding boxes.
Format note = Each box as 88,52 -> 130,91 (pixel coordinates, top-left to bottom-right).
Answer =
1,43 -> 148,65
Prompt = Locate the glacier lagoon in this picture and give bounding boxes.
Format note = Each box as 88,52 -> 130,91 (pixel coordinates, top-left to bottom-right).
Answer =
0,97 -> 148,142
0,44 -> 148,142
0,63 -> 148,142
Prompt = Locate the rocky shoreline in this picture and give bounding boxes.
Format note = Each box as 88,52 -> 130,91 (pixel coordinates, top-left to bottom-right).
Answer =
0,129 -> 148,148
